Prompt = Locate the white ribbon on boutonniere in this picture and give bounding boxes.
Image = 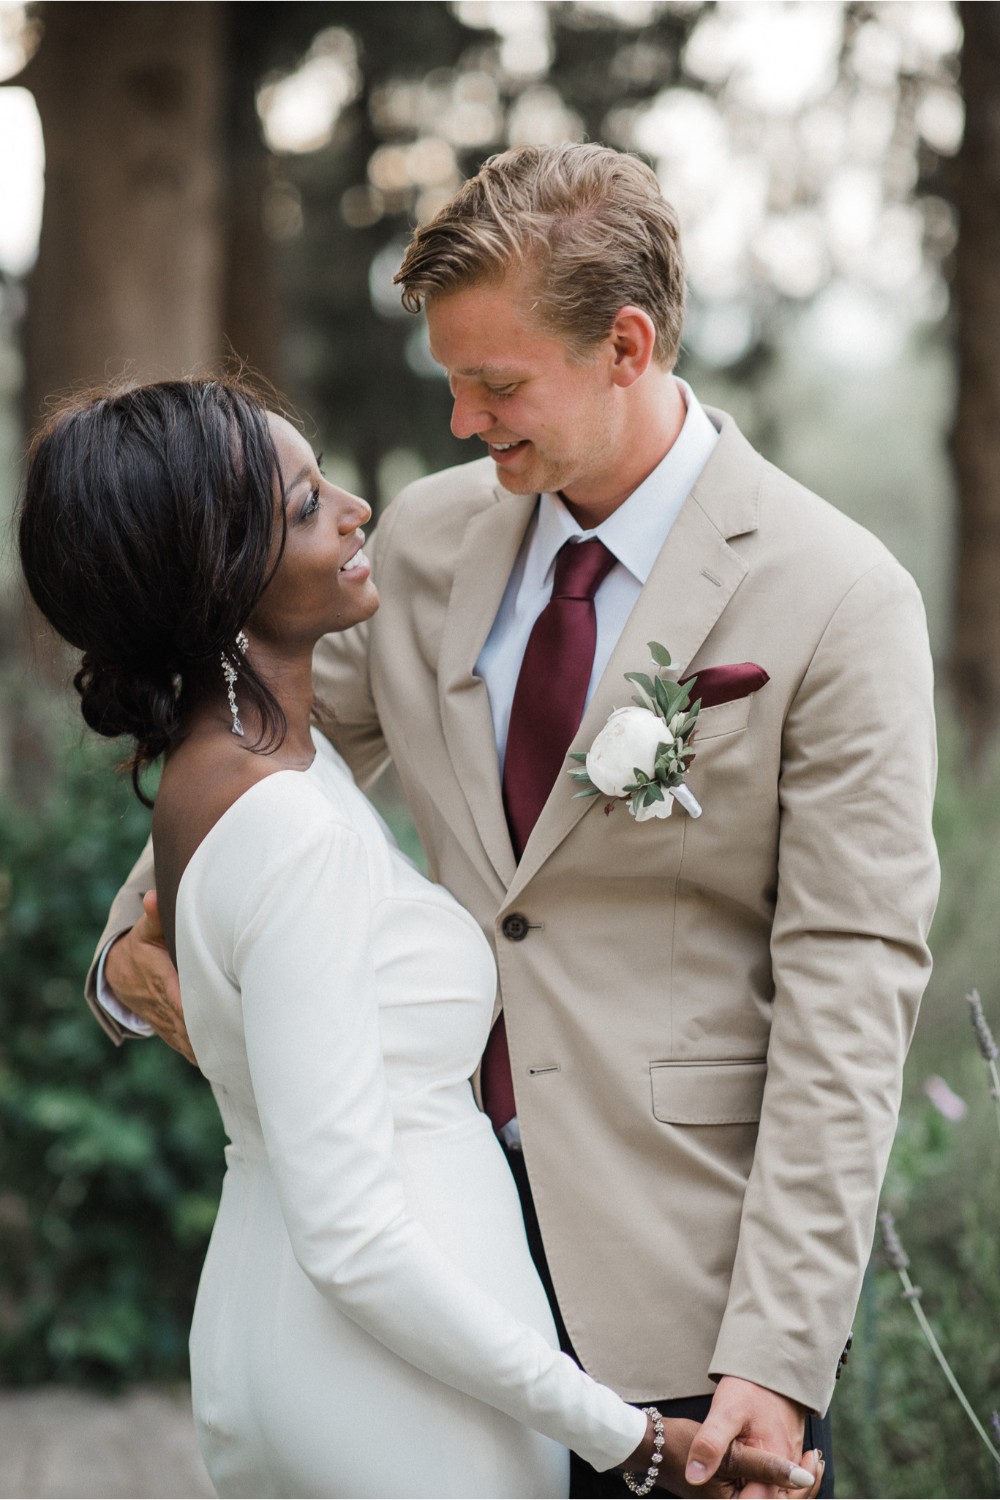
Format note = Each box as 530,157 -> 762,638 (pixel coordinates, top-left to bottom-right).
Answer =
568,641 -> 704,821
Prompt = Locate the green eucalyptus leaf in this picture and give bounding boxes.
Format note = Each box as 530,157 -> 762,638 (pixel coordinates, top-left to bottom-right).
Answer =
667,678 -> 692,716
573,787 -> 603,799
624,671 -> 656,699
648,641 -> 672,668
568,750 -> 588,763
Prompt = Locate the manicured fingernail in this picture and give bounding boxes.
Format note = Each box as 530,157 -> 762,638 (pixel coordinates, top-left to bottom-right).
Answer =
790,1465 -> 815,1488
686,1460 -> 709,1482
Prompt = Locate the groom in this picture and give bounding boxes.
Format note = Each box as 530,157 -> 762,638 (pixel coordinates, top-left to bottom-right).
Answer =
90,143 -> 938,1497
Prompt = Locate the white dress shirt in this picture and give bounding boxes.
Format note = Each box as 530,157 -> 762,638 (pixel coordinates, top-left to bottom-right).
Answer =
476,379 -> 719,767
98,379 -> 718,1033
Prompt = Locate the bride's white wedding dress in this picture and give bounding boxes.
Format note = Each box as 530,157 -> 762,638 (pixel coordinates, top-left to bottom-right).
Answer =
179,732 -> 643,1498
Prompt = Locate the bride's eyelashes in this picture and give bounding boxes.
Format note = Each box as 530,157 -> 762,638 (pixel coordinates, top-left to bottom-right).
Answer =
299,455 -> 326,522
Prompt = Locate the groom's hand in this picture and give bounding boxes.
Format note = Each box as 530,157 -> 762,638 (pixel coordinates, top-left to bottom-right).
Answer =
685,1376 -> 808,1497
105,890 -> 195,1065
648,1416 -> 818,1497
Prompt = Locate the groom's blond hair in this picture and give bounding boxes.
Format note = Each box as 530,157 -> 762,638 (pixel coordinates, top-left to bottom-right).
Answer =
394,142 -> 686,368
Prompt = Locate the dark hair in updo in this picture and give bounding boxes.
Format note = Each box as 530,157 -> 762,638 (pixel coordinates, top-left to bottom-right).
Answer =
18,378 -> 289,803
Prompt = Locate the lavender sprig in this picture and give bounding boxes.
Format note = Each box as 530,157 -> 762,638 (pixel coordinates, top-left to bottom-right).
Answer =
966,990 -> 1000,1143
878,1212 -> 1000,1465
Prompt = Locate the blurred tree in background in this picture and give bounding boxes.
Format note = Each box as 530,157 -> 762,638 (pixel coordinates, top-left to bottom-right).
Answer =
2,0 -> 973,769
949,0 -> 1000,753
1,4 -> 999,1496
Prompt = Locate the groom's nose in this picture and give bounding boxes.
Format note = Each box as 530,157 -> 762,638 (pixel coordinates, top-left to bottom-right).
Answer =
450,385 -> 493,441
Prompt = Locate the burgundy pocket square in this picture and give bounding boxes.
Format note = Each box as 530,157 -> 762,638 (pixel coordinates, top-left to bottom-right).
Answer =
679,662 -> 770,710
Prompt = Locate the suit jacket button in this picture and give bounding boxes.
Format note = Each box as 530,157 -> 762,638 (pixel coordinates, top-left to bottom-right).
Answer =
501,913 -> 530,941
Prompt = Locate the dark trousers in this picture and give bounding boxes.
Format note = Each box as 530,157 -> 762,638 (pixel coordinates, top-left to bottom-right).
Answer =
502,1144 -> 835,1499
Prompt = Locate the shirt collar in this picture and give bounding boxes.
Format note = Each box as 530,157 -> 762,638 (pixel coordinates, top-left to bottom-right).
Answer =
528,379 -> 720,590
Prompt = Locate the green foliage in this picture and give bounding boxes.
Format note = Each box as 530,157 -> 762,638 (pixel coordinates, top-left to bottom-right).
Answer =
834,1081 -> 1000,1499
0,734 -> 224,1388
832,724 -> 1000,1499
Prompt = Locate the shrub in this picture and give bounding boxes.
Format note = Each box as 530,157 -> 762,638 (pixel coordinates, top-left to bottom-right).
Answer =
832,729 -> 1000,1499
0,732 -> 224,1387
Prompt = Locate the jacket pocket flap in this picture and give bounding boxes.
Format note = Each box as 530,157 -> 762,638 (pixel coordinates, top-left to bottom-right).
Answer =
650,1059 -> 766,1124
691,695 -> 752,741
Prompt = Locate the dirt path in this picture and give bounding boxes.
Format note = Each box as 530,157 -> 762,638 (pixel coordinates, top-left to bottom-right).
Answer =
0,1385 -> 213,1499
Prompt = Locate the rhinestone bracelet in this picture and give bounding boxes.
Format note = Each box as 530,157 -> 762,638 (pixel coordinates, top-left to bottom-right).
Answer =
622,1406 -> 665,1497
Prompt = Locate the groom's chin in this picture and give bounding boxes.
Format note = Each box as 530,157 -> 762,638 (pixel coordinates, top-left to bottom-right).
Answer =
493,467 -> 538,497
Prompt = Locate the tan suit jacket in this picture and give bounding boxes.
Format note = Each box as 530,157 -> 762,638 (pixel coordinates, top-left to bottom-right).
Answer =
90,410 -> 939,1414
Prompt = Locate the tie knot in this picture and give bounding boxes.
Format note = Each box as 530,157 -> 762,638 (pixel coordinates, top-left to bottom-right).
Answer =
551,538 -> 616,601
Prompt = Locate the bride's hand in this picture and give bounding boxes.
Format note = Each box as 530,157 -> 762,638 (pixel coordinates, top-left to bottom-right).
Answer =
620,1416 -> 823,1497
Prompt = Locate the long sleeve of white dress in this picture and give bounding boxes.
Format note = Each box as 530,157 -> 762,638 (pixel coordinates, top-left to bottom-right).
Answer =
197,774 -> 645,1474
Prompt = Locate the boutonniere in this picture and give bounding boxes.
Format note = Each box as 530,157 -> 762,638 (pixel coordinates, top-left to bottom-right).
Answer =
568,648 -> 770,823
568,642 -> 703,822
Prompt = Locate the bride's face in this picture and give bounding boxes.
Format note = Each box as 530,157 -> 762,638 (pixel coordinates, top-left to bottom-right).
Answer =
250,413 -> 379,644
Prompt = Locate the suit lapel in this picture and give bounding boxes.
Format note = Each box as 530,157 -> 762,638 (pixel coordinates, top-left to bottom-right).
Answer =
438,487 -> 537,890
507,413 -> 762,897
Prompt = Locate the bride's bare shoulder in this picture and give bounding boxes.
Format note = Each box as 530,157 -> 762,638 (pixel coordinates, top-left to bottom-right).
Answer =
156,733 -> 279,840
152,733 -> 286,955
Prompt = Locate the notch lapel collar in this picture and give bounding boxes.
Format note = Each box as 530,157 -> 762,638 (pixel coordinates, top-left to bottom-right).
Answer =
437,487 -> 537,891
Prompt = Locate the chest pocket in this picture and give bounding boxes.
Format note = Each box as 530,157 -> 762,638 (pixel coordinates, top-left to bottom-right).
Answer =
692,695 -> 753,742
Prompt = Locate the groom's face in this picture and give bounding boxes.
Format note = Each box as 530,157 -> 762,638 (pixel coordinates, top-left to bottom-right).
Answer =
425,273 -> 622,516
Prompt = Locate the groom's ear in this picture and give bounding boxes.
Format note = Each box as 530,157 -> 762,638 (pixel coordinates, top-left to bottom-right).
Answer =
607,306 -> 657,388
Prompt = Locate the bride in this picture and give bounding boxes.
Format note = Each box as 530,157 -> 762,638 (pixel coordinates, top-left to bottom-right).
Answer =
19,378 -> 817,1500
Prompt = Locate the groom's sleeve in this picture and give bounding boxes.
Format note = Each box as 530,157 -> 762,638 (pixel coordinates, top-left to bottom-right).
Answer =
84,835 -> 155,1044
709,557 -> 939,1416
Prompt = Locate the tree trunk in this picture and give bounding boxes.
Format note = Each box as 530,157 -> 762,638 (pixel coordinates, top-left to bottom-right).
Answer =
19,1 -> 227,429
221,5 -> 285,384
950,3 -> 1000,756
10,1 -> 229,795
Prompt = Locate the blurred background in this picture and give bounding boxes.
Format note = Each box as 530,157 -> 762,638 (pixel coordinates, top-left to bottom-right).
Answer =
0,2 -> 998,1496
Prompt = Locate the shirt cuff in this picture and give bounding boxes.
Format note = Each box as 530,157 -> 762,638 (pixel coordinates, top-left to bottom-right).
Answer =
96,939 -> 156,1036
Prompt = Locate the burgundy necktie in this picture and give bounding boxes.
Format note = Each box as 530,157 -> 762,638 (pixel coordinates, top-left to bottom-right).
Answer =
482,537 -> 617,1132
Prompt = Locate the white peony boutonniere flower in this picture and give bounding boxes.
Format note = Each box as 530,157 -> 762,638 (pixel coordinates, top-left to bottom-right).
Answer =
585,708 -> 675,816
568,642 -> 703,821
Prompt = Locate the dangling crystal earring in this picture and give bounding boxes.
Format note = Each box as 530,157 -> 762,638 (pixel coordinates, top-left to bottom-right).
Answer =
221,630 -> 249,737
